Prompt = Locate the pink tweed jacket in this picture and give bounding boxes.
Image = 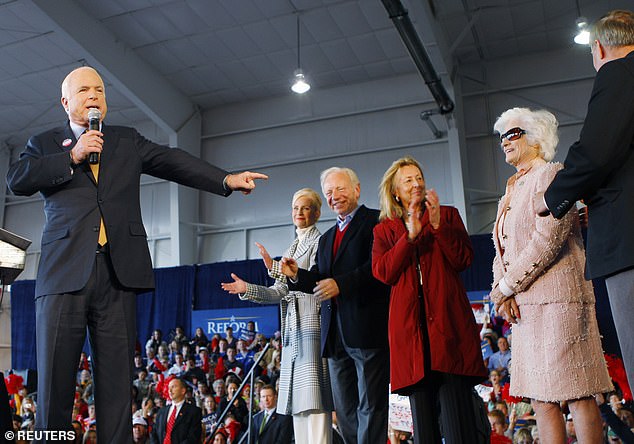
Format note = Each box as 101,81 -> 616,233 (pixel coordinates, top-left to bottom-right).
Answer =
491,161 -> 594,306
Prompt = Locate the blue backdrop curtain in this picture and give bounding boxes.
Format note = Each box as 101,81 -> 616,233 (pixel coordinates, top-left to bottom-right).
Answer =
9,234 -> 621,370
136,265 -> 196,354
10,280 -> 36,370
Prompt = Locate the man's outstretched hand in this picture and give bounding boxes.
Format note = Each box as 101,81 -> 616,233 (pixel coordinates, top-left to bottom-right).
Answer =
225,171 -> 269,194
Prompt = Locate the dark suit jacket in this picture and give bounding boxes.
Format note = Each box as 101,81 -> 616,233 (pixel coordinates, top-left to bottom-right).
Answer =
291,205 -> 390,355
150,402 -> 202,444
249,409 -> 293,444
544,50 -> 634,279
6,123 -> 230,297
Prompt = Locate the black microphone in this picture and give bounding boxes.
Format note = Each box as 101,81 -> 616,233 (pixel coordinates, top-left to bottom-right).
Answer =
87,108 -> 101,165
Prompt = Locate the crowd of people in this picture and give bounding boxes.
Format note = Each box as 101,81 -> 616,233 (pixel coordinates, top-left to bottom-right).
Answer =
4,7 -> 634,444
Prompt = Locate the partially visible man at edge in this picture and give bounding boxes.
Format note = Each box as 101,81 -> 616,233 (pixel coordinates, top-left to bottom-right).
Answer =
538,10 -> 634,387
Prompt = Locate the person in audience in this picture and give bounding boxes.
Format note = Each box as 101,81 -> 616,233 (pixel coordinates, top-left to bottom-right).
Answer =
172,326 -> 188,347
223,346 -> 244,376
167,353 -> 186,377
239,321 -> 257,347
489,336 -> 512,381
372,156 -> 488,444
134,369 -> 152,404
181,343 -> 194,361
488,370 -> 505,406
222,187 -> 334,443
489,409 -> 513,444
279,168 -> 391,444
167,340 -> 181,363
249,385 -> 293,444
82,402 -> 96,431
224,327 -> 238,348
565,414 -> 577,443
234,339 -> 255,375
197,347 -> 212,375
205,428 -> 228,444
190,327 -> 210,349
490,107 -> 614,443
513,427 -> 533,444
82,429 -> 97,444
217,380 -> 249,426
201,394 -> 219,439
146,330 -> 168,357
182,357 -> 206,385
71,420 -> 83,444
210,378 -> 225,402
150,378 -> 202,444
133,353 -> 146,378
132,415 -> 149,444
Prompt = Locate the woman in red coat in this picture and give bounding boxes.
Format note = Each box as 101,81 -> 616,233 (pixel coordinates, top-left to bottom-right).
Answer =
372,156 -> 487,444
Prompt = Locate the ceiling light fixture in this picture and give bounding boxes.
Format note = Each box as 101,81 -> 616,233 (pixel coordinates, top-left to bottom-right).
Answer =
574,17 -> 590,45
291,14 -> 310,94
573,0 -> 590,45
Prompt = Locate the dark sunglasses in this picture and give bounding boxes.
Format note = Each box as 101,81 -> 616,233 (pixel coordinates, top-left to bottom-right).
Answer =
499,127 -> 526,143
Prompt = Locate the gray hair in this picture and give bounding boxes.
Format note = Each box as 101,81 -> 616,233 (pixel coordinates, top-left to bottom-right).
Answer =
319,167 -> 360,193
591,10 -> 634,48
493,107 -> 559,162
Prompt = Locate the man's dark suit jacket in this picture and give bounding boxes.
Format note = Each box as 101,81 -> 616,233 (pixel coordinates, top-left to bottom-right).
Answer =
6,123 -> 230,297
249,409 -> 293,444
149,402 -> 202,444
545,50 -> 634,279
291,205 -> 390,355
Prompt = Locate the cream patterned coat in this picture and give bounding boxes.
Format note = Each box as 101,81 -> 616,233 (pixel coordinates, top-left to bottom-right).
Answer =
241,225 -> 333,415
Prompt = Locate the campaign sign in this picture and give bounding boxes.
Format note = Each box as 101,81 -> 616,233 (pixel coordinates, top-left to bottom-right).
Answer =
191,306 -> 280,339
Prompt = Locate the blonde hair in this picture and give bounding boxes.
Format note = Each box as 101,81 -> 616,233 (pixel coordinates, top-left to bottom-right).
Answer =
378,156 -> 424,221
292,188 -> 322,212
493,107 -> 559,162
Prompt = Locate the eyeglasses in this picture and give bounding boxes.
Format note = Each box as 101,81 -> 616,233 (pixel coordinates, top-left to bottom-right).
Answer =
499,127 -> 526,143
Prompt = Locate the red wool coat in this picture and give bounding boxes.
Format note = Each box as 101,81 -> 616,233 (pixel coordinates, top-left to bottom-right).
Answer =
372,206 -> 487,393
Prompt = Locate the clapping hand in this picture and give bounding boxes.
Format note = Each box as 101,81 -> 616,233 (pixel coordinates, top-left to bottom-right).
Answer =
424,189 -> 441,229
254,242 -> 273,270
279,257 -> 299,279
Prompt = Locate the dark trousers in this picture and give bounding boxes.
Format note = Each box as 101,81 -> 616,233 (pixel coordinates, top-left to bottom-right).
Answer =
409,372 -> 478,444
327,316 -> 389,444
34,248 -> 136,443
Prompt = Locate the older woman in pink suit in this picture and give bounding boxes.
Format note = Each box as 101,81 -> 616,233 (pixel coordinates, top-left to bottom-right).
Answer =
490,107 -> 613,443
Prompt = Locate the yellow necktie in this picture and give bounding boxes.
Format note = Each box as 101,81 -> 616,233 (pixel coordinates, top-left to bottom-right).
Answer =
89,163 -> 108,246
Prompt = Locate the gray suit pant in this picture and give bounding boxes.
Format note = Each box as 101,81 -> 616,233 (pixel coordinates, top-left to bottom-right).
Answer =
327,323 -> 389,444
605,268 -> 634,389
34,249 -> 136,443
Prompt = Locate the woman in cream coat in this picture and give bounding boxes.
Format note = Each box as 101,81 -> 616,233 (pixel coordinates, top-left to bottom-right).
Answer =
490,108 -> 612,443
222,188 -> 333,443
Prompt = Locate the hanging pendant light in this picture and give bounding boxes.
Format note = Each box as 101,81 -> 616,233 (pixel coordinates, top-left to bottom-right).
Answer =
574,17 -> 590,45
573,0 -> 590,45
291,14 -> 311,94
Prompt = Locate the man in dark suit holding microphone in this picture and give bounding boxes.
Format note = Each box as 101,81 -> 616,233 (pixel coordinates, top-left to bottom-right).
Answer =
537,11 -> 634,388
6,66 -> 267,443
